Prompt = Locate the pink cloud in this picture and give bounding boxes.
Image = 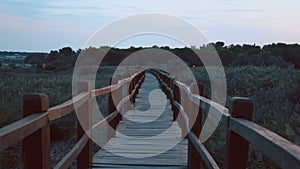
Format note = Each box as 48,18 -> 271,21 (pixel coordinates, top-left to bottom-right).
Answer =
0,14 -> 93,38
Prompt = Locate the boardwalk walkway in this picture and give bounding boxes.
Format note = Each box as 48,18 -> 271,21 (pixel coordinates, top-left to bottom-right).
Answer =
1,69 -> 299,169
93,73 -> 187,168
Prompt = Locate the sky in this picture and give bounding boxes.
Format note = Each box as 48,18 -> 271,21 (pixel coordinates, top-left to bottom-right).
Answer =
0,0 -> 299,52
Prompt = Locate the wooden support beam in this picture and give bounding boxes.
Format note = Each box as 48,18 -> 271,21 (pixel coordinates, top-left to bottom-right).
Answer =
22,93 -> 50,169
76,81 -> 92,169
188,82 -> 204,168
224,97 -> 253,169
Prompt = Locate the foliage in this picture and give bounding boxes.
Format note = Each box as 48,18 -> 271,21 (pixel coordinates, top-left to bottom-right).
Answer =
0,67 -> 115,127
0,70 -> 71,127
23,42 -> 300,73
0,59 -> 299,168
24,53 -> 46,68
0,67 -> 115,168
192,65 -> 300,168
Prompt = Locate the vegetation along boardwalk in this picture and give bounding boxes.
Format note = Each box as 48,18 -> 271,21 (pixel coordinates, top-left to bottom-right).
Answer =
0,68 -> 299,169
93,73 -> 187,168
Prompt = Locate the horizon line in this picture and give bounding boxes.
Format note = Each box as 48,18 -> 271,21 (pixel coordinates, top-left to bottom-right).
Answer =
0,41 -> 299,53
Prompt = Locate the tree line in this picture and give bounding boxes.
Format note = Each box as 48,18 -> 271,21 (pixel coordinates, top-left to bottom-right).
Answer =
24,42 -> 300,71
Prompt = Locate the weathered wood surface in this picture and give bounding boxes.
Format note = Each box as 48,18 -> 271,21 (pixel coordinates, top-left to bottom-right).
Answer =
93,73 -> 187,168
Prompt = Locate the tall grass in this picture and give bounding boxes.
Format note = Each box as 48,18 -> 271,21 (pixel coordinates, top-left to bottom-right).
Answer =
0,66 -> 116,168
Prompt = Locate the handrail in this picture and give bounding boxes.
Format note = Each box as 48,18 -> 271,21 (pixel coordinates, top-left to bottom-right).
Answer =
91,111 -> 118,131
48,91 -> 90,121
150,68 -> 300,169
230,118 -> 300,168
189,132 -> 219,169
0,69 -> 146,169
0,113 -> 48,151
54,134 -> 89,169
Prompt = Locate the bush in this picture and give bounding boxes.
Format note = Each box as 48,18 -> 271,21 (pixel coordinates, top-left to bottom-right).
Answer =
192,65 -> 300,168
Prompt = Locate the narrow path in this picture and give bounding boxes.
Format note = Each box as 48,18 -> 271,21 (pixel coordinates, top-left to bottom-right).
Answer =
93,73 -> 187,168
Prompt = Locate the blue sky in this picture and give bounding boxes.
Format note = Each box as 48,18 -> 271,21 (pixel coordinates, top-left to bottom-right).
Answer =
0,0 -> 299,52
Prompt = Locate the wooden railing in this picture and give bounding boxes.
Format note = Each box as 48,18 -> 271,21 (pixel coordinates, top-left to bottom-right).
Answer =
0,70 -> 145,169
150,69 -> 300,169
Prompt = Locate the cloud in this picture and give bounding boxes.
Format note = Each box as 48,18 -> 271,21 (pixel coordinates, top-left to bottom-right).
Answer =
42,0 -> 143,17
0,14 -> 93,37
223,9 -> 264,13
0,0 -> 299,51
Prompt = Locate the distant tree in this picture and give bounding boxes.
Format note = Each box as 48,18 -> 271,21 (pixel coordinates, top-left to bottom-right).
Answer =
25,54 -> 45,68
262,43 -> 300,68
103,49 -> 126,66
76,49 -> 82,55
242,44 -> 261,55
59,47 -> 74,56
46,50 -> 59,62
230,53 -> 249,66
33,42 -> 300,71
218,49 -> 235,66
160,46 -> 170,50
228,44 -> 244,55
43,47 -> 77,71
215,41 -> 225,48
231,51 -> 290,68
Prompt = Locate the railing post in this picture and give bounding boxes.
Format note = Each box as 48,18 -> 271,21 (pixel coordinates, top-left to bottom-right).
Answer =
77,81 -> 92,169
224,97 -> 253,169
188,82 -> 204,168
109,77 -> 116,114
189,82 -> 204,137
173,80 -> 180,121
107,79 -> 122,140
121,81 -> 128,113
181,88 -> 188,138
23,94 -> 50,169
130,76 -> 135,103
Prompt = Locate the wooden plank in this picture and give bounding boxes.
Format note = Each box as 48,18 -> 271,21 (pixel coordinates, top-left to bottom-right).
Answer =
117,129 -> 181,133
91,70 -> 145,98
95,147 -> 187,156
93,73 -> 187,168
104,137 -> 188,144
91,111 -> 118,132
48,92 -> 89,121
77,81 -> 92,169
94,145 -> 188,166
22,93 -> 50,169
91,85 -> 113,97
0,113 -> 48,151
93,164 -> 186,168
102,144 -> 186,151
94,149 -> 187,156
94,158 -> 186,166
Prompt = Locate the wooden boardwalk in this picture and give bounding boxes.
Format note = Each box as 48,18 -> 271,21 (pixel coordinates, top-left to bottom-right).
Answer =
93,73 -> 187,168
1,69 -> 300,169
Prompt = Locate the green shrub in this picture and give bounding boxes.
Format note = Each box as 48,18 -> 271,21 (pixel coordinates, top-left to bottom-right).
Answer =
192,65 -> 300,168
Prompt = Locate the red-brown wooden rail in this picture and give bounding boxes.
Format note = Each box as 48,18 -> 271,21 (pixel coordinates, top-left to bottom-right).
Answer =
150,68 -> 300,169
0,70 -> 145,169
